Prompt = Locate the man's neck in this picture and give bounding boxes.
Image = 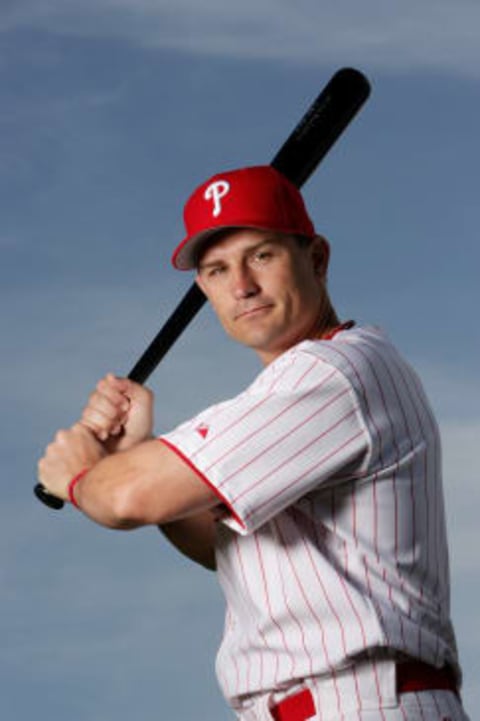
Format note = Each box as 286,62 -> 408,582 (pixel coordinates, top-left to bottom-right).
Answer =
312,303 -> 340,341
256,305 -> 342,366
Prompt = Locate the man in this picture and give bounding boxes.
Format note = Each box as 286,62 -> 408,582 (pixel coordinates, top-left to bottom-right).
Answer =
38,165 -> 469,721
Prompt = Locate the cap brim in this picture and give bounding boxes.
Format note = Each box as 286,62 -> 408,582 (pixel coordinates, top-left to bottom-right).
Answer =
172,225 -> 271,270
171,229 -> 218,270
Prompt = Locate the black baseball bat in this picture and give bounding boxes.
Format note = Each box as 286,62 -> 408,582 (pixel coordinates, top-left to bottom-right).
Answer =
35,67 -> 371,510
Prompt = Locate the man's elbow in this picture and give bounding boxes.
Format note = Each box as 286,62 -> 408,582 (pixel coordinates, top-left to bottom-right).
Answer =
106,482 -> 159,529
197,551 -> 217,571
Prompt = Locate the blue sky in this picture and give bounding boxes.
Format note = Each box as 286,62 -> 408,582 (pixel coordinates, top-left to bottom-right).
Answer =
1,2 -> 479,719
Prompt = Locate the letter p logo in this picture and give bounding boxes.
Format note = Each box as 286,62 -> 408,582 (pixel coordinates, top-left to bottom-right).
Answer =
204,180 -> 230,218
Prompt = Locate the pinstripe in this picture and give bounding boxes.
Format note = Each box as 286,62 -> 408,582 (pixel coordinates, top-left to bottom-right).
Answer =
274,519 -> 344,718
210,368 -> 340,482
226,539 -> 256,697
254,533 -> 283,686
311,341 -> 400,702
243,425 -> 364,522
232,401 -> 357,501
272,517 -> 315,679
390,354 -> 449,668
190,392 -> 273,460
414,691 -> 428,721
293,507 -> 364,716
364,342 -> 433,658
399,695 -> 409,721
231,535 -> 265,692
307,496 -> 365,709
217,608 -> 237,699
431,690 -> 443,717
190,355 -> 298,462
352,342 -> 416,650
263,350 -> 299,395
292,357 -> 323,390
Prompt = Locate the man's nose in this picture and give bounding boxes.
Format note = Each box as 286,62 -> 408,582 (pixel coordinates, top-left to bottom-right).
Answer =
231,266 -> 260,300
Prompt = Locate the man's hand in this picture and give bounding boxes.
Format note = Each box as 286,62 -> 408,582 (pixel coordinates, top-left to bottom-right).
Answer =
38,424 -> 106,502
80,374 -> 154,453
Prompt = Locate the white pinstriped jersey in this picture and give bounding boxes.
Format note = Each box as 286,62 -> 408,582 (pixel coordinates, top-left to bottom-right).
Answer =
161,325 -> 461,710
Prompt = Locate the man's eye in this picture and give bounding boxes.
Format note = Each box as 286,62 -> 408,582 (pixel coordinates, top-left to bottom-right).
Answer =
208,266 -> 226,278
253,250 -> 273,263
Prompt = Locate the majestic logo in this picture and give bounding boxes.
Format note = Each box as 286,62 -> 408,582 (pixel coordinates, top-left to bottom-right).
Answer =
195,423 -> 210,439
204,180 -> 230,218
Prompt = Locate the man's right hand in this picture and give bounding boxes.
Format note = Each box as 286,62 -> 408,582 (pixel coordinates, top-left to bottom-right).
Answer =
80,374 -> 154,453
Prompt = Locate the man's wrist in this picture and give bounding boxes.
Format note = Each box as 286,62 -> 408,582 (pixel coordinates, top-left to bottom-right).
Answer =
68,468 -> 89,509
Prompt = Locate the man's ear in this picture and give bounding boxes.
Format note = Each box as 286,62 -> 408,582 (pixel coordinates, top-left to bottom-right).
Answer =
310,235 -> 331,279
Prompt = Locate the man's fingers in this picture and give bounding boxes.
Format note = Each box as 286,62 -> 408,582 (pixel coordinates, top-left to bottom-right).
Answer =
78,373 -> 153,449
94,374 -> 151,413
89,390 -> 127,418
95,377 -> 130,409
81,404 -> 128,441
80,417 -> 121,442
79,375 -> 133,442
100,374 -> 152,405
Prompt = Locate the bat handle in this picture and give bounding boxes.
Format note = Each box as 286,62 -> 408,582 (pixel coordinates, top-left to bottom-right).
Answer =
34,482 -> 65,510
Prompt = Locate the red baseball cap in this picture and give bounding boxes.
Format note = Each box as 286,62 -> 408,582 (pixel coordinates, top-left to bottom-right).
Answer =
171,165 -> 316,270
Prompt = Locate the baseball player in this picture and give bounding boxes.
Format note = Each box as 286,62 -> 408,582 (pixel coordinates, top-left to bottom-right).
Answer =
38,165 -> 470,721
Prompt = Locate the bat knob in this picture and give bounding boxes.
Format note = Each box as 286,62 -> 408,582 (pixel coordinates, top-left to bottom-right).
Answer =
34,483 -> 65,510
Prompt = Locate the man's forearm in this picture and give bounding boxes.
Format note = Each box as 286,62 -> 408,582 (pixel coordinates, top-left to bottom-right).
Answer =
71,440 -> 218,566
70,438 -> 219,530
72,447 -> 149,529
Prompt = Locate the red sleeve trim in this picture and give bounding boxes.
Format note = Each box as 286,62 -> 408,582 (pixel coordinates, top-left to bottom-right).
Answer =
157,437 -> 246,531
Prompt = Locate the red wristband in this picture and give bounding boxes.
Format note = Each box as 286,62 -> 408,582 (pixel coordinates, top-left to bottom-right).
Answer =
68,469 -> 89,509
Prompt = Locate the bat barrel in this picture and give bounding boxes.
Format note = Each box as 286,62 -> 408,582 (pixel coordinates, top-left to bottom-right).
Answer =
271,68 -> 371,187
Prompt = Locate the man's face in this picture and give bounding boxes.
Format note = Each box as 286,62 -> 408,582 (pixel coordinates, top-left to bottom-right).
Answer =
195,229 -> 331,365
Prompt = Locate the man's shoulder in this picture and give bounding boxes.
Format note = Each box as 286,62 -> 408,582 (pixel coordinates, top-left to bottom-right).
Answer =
298,324 -> 395,366
290,325 -> 412,392
246,326 -> 417,404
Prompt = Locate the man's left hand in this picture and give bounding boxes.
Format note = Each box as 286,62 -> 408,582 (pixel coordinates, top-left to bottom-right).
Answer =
38,424 -> 106,502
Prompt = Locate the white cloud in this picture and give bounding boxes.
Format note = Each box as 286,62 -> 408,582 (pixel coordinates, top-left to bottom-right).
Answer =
1,0 -> 480,76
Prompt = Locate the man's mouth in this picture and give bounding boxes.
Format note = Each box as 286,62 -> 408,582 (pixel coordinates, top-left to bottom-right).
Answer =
234,304 -> 274,321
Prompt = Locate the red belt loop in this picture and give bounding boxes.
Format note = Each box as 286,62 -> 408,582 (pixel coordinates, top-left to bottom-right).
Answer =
270,688 -> 315,721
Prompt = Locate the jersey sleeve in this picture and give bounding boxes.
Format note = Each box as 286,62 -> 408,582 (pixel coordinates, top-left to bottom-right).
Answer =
160,348 -> 371,535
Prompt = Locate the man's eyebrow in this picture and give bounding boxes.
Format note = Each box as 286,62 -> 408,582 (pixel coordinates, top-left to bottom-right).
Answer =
197,257 -> 227,271
249,236 -> 280,248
